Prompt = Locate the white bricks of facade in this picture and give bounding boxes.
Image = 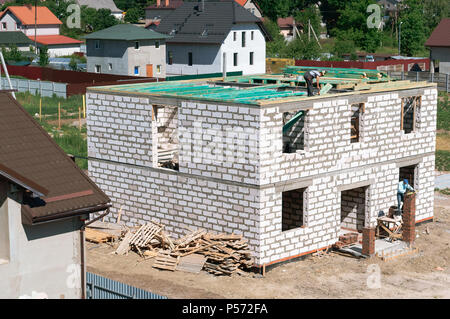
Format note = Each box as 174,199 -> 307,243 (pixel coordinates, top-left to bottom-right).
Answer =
87,86 -> 437,266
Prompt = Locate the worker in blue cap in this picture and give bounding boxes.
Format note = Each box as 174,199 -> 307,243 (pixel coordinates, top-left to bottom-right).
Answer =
397,179 -> 415,212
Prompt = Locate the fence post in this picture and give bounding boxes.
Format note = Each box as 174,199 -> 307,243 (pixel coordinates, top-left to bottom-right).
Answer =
401,71 -> 405,80
416,72 -> 419,82
52,82 -> 55,96
431,72 -> 434,83
445,73 -> 450,93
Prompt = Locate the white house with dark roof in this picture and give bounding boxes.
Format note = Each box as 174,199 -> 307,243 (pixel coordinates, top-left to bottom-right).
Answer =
156,1 -> 270,76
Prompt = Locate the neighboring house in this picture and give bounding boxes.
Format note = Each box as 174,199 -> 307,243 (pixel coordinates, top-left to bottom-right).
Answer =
84,24 -> 170,78
0,6 -> 82,57
378,0 -> 401,13
0,31 -> 33,51
425,18 -> 450,75
0,92 -> 110,299
235,0 -> 262,19
277,17 -> 303,42
75,0 -> 124,20
157,1 -> 270,76
146,0 -> 262,24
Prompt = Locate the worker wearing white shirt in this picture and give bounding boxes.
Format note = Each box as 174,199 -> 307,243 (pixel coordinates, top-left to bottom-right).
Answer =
397,179 -> 414,212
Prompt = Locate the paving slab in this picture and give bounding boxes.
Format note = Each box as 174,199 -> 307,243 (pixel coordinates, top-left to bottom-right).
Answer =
435,174 -> 450,190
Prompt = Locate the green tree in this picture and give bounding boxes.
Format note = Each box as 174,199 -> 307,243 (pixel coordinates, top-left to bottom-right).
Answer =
69,56 -> 78,71
399,0 -> 427,56
333,30 -> 357,59
295,4 -> 322,38
263,18 -> 286,57
124,7 -> 142,24
93,9 -> 119,31
38,46 -> 49,67
423,0 -> 450,36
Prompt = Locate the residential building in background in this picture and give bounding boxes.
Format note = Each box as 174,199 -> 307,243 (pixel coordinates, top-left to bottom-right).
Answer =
276,17 -> 303,42
75,0 -> 124,20
0,92 -> 110,299
156,1 -> 269,76
84,24 -> 169,78
0,31 -> 33,51
425,18 -> 450,75
235,0 -> 263,19
0,6 -> 82,57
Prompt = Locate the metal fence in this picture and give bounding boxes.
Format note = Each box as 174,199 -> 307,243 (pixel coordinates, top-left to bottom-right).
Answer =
1,77 -> 67,98
86,272 -> 167,299
387,71 -> 450,93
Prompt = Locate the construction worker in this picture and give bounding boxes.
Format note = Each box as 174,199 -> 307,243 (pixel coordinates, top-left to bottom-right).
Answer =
397,179 -> 414,212
302,70 -> 326,97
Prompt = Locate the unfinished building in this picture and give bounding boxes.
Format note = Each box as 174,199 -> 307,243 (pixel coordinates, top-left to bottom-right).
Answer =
86,67 -> 437,267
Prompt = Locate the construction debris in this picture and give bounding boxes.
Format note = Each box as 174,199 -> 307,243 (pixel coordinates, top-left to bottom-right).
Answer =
85,228 -> 115,243
113,221 -> 254,276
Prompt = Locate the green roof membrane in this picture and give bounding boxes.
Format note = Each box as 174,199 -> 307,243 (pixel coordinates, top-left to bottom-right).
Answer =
97,81 -> 307,105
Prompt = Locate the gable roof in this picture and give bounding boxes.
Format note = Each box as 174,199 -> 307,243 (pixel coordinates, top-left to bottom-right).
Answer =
0,31 -> 34,45
76,0 -> 123,13
425,18 -> 450,47
0,6 -> 62,26
0,92 -> 110,225
84,24 -> 171,41
156,1 -> 268,44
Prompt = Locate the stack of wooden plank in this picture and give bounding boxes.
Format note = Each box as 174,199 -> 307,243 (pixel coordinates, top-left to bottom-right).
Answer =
114,222 -> 254,275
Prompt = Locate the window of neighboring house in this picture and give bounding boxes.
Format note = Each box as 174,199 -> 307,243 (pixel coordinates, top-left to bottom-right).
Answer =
108,63 -> 113,71
188,52 -> 193,66
95,40 -> 100,49
401,96 -> 421,134
168,51 -> 173,65
251,31 -> 254,40
242,31 -> 246,47
233,31 -> 237,41
157,65 -> 161,74
134,66 -> 140,75
249,52 -> 254,65
351,103 -> 364,143
135,41 -> 140,50
155,41 -> 160,49
282,187 -> 308,231
95,65 -> 101,73
2,22 -> 7,30
233,53 -> 238,66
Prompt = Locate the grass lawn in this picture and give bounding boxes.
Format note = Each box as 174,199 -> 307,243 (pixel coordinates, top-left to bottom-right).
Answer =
436,150 -> 450,172
16,92 -> 88,170
437,92 -> 450,131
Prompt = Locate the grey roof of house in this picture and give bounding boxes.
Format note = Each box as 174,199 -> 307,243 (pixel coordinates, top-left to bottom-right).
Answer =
156,1 -> 270,44
76,0 -> 123,13
83,24 -> 171,41
0,31 -> 34,45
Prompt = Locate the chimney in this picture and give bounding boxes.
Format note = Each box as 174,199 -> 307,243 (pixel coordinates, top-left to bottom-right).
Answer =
157,0 -> 161,7
165,0 -> 169,6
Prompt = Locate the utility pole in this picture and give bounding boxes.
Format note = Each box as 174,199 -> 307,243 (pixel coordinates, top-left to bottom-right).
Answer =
34,0 -> 38,55
398,21 -> 403,55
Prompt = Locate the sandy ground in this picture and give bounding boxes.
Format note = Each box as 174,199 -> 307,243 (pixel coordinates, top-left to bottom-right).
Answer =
86,192 -> 450,299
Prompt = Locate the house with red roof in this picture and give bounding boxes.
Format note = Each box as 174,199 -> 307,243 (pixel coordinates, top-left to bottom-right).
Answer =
0,6 -> 82,57
425,18 -> 450,75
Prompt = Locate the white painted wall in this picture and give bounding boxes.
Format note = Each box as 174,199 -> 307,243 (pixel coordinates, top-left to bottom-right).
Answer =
0,179 -> 83,299
244,1 -> 262,19
46,44 -> 81,58
23,25 -> 60,36
221,24 -> 266,75
0,12 -> 22,31
166,23 -> 266,76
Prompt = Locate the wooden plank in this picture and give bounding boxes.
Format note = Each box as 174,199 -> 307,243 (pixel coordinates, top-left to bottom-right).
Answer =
176,254 -> 207,273
85,228 -> 114,243
115,231 -> 134,255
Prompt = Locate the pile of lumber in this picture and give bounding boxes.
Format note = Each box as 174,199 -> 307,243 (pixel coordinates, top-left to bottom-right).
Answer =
114,221 -> 254,276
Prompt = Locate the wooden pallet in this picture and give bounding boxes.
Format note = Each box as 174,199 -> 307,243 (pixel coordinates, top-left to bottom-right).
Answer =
129,223 -> 162,247
152,250 -> 179,271
176,254 -> 207,274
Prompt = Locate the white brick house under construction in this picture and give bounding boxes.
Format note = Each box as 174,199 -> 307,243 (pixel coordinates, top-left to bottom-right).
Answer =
86,72 -> 437,267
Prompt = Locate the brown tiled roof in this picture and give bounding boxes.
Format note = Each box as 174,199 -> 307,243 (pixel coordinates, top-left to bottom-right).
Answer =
0,92 -> 110,225
425,18 -> 450,47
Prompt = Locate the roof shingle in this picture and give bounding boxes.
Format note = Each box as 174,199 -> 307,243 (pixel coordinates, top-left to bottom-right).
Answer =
425,18 -> 450,48
0,6 -> 62,26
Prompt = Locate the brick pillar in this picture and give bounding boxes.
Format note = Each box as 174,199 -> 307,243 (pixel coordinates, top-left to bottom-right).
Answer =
362,227 -> 375,256
402,192 -> 416,245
